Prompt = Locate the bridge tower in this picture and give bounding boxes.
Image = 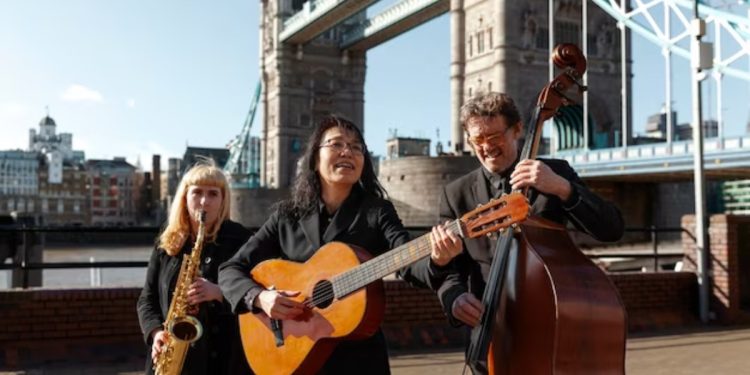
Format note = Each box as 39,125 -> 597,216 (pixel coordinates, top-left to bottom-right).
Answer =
451,0 -> 631,152
260,0 -> 366,188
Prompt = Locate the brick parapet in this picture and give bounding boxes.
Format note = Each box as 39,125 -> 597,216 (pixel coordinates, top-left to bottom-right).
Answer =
682,214 -> 750,324
1,273 -> 702,369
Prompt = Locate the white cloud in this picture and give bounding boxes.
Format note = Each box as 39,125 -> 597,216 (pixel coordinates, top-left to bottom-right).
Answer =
126,98 -> 136,108
60,84 -> 103,102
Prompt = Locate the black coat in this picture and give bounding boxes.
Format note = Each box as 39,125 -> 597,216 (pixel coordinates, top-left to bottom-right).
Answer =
219,186 -> 440,374
137,220 -> 252,375
436,159 -> 625,326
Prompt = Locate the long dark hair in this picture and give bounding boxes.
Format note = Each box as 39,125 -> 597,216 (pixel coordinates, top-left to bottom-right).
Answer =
278,115 -> 386,219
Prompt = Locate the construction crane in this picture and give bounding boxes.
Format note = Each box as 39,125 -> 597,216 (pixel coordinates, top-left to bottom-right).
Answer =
225,81 -> 262,188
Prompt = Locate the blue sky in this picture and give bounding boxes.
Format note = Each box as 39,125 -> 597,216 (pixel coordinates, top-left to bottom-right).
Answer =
1,0 -> 748,171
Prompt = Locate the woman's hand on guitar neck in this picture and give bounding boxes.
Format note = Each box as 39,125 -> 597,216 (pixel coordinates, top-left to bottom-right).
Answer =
430,222 -> 463,267
452,292 -> 484,327
510,159 -> 572,201
255,290 -> 306,320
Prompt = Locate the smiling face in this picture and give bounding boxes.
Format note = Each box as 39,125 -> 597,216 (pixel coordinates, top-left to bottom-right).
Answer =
315,127 -> 365,189
466,115 -> 523,174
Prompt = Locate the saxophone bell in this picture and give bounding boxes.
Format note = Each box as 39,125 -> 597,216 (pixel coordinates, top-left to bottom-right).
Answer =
167,315 -> 203,342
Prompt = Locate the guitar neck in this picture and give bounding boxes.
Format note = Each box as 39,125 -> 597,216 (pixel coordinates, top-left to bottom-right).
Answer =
331,220 -> 464,298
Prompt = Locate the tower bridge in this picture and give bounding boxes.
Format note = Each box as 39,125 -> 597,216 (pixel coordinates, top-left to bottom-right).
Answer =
230,0 -> 750,231
554,135 -> 750,181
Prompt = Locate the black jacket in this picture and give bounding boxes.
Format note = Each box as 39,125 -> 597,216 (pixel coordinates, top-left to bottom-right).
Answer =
219,186 -> 440,374
137,220 -> 252,375
437,159 -> 624,326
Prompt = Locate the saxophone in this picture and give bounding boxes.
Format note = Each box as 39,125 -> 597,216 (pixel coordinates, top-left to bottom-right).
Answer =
154,210 -> 207,375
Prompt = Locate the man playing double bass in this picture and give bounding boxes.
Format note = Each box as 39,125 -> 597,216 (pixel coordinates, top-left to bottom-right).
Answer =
436,92 -> 624,331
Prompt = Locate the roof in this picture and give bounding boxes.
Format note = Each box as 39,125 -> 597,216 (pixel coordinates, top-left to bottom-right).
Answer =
85,158 -> 136,170
39,116 -> 56,126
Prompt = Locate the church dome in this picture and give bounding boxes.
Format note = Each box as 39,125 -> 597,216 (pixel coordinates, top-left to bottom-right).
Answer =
39,116 -> 56,126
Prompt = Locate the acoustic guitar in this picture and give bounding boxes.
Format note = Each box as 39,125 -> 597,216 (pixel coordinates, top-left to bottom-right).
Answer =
239,192 -> 529,375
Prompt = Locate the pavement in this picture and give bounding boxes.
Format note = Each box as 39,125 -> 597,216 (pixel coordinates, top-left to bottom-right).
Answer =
390,326 -> 750,375
4,325 -> 750,374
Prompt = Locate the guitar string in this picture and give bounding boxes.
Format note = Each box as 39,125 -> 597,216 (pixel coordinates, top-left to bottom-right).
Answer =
302,199 -> 514,307
304,220 -> 463,307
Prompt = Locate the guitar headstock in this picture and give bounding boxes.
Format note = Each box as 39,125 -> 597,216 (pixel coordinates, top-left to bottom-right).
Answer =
460,192 -> 530,239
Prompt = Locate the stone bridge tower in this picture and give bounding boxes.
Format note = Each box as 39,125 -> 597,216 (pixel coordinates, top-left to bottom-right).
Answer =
260,0 -> 366,188
450,0 -> 630,152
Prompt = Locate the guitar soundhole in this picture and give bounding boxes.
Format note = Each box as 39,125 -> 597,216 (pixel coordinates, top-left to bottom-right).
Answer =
311,280 -> 334,308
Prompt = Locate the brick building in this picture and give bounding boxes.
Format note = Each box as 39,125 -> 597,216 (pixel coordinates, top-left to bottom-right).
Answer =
86,158 -> 137,226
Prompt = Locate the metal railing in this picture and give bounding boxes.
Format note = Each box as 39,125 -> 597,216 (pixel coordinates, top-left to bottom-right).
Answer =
584,226 -> 694,272
0,226 -> 160,288
0,225 -> 694,288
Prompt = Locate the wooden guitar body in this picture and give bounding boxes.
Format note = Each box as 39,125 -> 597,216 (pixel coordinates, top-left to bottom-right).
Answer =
239,242 -> 384,375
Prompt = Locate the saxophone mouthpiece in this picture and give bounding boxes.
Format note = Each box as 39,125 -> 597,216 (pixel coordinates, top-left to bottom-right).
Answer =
198,210 -> 206,224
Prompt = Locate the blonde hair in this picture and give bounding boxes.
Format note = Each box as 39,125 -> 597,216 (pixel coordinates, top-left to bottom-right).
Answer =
158,160 -> 231,256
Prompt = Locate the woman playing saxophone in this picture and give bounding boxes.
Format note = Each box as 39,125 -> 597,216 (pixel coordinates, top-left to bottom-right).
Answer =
137,160 -> 252,374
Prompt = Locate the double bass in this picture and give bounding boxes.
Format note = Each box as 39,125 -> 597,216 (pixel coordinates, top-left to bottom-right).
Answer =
465,44 -> 627,374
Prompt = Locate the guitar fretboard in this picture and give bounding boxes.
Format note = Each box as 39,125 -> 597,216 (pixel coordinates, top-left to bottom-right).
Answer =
330,219 -> 463,299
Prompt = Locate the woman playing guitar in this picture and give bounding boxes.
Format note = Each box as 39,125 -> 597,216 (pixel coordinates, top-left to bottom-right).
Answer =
219,115 -> 465,374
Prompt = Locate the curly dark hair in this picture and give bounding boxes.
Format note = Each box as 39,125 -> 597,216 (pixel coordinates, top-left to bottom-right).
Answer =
278,115 -> 386,219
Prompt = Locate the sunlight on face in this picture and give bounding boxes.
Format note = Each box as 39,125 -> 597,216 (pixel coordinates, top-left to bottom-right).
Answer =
466,116 -> 522,174
316,127 -> 365,189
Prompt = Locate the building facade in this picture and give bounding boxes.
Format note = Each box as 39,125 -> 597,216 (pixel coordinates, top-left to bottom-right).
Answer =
86,158 -> 137,226
449,0 -> 629,152
0,151 -> 39,219
385,137 -> 431,159
37,159 -> 89,225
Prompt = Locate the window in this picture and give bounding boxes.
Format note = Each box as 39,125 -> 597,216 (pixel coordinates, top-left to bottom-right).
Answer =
477,32 -> 485,54
57,199 -> 64,213
536,27 -> 550,49
467,36 -> 473,57
487,28 -> 493,49
555,21 -> 580,46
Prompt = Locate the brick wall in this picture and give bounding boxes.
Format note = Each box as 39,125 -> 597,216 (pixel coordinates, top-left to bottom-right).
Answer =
610,272 -> 698,331
0,288 -> 144,370
382,280 -> 465,350
682,214 -> 750,323
0,274 -> 699,369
